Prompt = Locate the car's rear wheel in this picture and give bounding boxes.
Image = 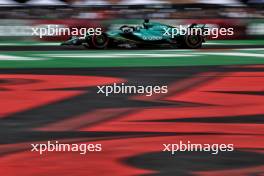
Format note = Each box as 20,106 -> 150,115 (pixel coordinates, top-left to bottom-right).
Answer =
88,33 -> 109,49
179,35 -> 203,49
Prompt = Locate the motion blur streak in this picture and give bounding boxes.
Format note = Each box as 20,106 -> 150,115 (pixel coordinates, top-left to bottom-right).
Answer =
0,75 -> 124,118
0,64 -> 264,176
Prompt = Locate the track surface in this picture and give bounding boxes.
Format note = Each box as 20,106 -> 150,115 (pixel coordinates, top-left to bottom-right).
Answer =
0,43 -> 264,176
0,43 -> 264,51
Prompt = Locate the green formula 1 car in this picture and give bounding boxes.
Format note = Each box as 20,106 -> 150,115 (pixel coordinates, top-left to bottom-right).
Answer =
61,19 -> 206,49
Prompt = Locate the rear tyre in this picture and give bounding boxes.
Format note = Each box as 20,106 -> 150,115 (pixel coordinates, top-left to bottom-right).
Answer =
88,33 -> 109,49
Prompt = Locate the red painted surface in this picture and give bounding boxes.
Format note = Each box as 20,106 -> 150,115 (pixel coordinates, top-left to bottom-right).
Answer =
0,70 -> 264,176
0,74 -> 123,118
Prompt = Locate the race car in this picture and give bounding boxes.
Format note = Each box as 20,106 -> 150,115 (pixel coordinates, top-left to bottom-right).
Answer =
61,19 -> 206,49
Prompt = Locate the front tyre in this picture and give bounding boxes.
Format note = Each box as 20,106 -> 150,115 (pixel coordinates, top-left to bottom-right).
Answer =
179,35 -> 203,49
88,33 -> 109,49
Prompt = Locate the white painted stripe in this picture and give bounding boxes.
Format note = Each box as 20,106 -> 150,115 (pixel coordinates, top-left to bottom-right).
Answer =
32,43 -> 60,46
150,49 -> 194,52
234,48 -> 264,51
204,42 -> 254,45
39,53 -> 197,58
117,53 -> 195,57
0,55 -> 46,60
0,42 -> 60,46
0,43 -> 16,46
198,52 -> 264,58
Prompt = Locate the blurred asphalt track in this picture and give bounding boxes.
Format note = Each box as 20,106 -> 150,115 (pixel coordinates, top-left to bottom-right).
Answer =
0,41 -> 264,51
0,40 -> 264,176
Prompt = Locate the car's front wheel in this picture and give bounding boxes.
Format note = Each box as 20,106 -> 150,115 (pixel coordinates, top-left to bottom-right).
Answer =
88,33 -> 109,49
179,35 -> 203,49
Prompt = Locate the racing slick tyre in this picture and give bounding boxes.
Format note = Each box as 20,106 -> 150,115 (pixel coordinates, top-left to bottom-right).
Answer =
179,35 -> 203,49
88,33 -> 109,49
